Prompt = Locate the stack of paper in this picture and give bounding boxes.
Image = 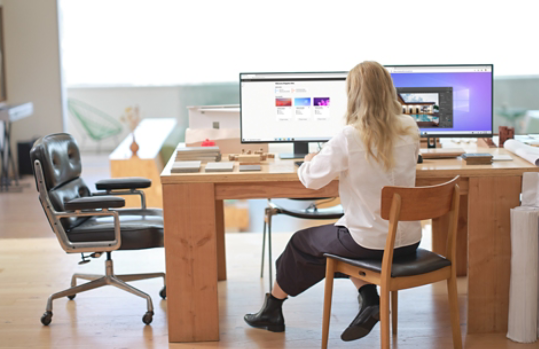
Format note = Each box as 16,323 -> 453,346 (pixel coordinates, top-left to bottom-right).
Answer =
205,162 -> 235,173
175,146 -> 221,162
171,161 -> 202,173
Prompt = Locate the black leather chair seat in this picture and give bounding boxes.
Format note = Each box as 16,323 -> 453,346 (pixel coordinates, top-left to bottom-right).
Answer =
68,213 -> 164,250
324,248 -> 451,278
273,204 -> 344,220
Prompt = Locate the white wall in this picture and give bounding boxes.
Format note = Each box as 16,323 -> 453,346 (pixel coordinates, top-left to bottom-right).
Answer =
2,0 -> 64,159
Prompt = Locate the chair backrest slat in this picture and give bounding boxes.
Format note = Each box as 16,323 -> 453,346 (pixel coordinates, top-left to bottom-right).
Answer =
381,177 -> 459,221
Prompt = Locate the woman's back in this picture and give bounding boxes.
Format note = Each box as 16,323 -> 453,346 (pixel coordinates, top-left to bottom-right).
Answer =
298,114 -> 421,250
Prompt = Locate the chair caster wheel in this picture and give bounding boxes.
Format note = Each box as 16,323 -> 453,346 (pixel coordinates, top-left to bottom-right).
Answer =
41,311 -> 53,326
142,311 -> 153,325
159,286 -> 166,299
67,294 -> 76,300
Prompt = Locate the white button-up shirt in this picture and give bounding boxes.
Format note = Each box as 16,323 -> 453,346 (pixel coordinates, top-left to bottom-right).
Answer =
298,115 -> 422,250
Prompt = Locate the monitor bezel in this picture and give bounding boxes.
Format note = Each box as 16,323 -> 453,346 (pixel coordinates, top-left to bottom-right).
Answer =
239,64 -> 494,144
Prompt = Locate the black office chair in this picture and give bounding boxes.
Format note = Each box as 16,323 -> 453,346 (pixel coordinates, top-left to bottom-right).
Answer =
30,133 -> 166,326
261,198 -> 344,291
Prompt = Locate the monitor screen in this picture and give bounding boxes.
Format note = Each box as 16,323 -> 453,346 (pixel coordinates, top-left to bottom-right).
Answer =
387,64 -> 493,137
240,72 -> 348,143
240,65 -> 493,143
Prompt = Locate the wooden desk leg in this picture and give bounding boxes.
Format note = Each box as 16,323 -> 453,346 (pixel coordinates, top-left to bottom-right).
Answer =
163,183 -> 219,343
432,194 -> 468,277
467,176 -> 521,334
216,200 -> 227,281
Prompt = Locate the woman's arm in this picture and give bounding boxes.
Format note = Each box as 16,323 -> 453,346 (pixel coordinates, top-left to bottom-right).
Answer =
297,131 -> 348,190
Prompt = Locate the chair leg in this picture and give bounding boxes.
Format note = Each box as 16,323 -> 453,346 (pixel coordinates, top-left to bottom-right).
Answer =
268,215 -> 273,293
46,277 -> 108,312
321,258 -> 336,349
109,276 -> 154,314
447,273 -> 463,349
116,272 -> 165,283
261,215 -> 267,278
380,286 -> 391,349
71,273 -> 103,287
391,291 -> 398,335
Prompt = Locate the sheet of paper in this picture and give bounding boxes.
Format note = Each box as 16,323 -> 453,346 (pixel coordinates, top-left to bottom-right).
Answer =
504,140 -> 539,166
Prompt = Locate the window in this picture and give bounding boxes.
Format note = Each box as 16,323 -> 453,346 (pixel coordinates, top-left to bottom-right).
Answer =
60,0 -> 539,87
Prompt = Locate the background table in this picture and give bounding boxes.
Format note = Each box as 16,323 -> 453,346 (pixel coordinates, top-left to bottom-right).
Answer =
161,147 -> 539,343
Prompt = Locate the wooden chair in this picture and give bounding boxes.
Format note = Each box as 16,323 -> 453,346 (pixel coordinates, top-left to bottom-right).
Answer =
321,177 -> 462,349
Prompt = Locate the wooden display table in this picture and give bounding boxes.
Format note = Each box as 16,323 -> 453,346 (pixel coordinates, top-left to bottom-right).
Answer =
110,118 -> 179,208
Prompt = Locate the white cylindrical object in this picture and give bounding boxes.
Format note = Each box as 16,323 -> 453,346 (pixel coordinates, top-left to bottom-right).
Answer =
507,206 -> 539,343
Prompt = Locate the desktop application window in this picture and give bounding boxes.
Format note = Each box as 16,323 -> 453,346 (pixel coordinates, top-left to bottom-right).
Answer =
240,72 -> 348,142
387,65 -> 493,136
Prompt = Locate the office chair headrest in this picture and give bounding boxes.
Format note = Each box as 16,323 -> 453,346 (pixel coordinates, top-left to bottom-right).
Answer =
30,133 -> 82,191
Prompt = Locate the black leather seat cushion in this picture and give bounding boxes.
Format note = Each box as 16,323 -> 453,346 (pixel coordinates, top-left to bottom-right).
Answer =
67,212 -> 164,250
115,208 -> 163,217
96,178 -> 152,190
324,248 -> 451,277
274,204 -> 344,220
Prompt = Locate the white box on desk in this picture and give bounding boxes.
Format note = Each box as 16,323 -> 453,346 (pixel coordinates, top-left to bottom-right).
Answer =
185,128 -> 267,154
187,104 -> 239,129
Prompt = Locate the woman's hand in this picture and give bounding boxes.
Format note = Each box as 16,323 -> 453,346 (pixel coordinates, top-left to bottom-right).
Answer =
304,152 -> 319,162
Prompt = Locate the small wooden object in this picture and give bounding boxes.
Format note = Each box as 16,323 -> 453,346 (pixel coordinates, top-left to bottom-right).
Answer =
419,148 -> 465,159
228,151 -> 275,163
498,126 -> 515,147
237,154 -> 260,164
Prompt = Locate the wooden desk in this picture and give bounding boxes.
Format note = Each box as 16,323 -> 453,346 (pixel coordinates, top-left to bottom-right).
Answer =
160,148 -> 539,343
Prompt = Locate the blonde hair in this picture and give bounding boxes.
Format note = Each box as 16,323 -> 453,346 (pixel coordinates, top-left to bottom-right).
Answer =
345,61 -> 418,170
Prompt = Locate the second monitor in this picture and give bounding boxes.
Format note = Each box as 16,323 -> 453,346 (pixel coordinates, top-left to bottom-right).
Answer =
239,65 -> 493,158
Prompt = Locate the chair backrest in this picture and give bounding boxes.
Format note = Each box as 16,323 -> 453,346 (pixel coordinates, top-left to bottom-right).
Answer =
381,177 -> 459,221
30,133 -> 91,230
379,176 -> 461,280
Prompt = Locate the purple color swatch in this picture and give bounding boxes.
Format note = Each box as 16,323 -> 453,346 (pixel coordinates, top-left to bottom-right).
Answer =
391,72 -> 492,133
314,97 -> 330,106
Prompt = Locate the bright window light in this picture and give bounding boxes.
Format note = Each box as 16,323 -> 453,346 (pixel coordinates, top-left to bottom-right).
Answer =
60,0 -> 539,87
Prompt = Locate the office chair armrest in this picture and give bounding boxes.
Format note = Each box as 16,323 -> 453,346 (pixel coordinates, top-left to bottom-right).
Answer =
93,189 -> 147,210
54,208 -> 123,253
64,196 -> 125,211
95,178 -> 151,190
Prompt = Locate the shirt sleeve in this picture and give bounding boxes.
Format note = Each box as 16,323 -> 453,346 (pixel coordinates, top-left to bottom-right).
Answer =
297,130 -> 349,190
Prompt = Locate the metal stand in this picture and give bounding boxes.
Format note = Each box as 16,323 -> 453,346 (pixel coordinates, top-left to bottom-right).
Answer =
0,121 -> 20,192
279,141 -> 309,159
40,252 -> 166,326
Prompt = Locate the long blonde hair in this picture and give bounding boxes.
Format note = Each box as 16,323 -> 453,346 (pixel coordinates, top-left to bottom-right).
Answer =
345,61 -> 418,170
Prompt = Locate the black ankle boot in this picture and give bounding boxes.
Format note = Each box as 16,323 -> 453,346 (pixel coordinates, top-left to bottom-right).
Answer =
341,285 -> 380,341
244,293 -> 286,332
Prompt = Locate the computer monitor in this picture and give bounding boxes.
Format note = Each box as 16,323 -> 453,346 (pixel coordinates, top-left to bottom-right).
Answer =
386,64 -> 493,145
240,72 -> 348,158
240,65 -> 493,157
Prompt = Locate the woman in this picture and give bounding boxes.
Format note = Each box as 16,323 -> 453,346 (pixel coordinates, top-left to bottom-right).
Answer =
244,61 -> 422,341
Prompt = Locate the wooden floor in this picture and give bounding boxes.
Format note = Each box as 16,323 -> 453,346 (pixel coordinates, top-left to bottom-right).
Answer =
0,233 -> 536,349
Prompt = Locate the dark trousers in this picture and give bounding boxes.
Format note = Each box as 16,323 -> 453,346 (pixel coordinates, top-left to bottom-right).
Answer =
275,224 -> 419,296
